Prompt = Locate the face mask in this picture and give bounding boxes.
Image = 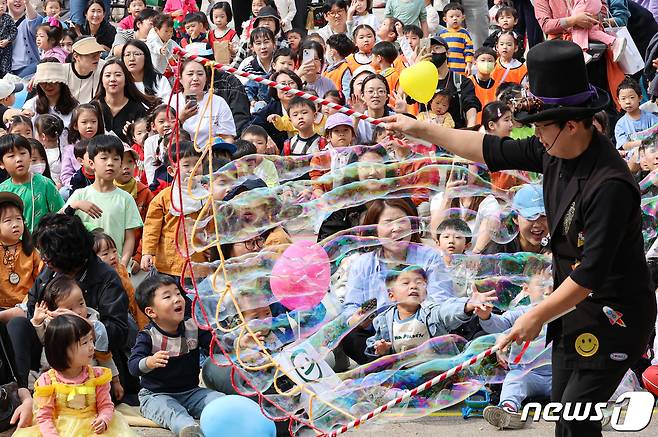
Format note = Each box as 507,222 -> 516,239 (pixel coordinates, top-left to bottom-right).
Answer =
477,61 -> 495,74
30,163 -> 46,175
431,52 -> 447,68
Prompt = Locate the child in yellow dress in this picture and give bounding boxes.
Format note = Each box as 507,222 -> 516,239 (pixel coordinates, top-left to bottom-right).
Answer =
14,314 -> 134,437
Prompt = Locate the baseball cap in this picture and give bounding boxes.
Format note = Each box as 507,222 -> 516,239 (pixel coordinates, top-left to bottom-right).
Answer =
325,113 -> 354,131
72,37 -> 105,55
0,80 -> 23,101
430,35 -> 449,50
512,184 -> 545,220
0,192 -> 24,213
212,138 -> 237,155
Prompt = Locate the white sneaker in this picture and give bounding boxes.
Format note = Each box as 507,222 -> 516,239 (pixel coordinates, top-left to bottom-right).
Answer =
483,405 -> 526,430
583,51 -> 593,64
612,37 -> 627,62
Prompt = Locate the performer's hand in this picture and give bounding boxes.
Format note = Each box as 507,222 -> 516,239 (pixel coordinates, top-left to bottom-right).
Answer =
380,113 -> 420,138
496,310 -> 543,350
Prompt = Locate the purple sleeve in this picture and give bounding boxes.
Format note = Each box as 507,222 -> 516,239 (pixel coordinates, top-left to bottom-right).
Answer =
60,143 -> 80,187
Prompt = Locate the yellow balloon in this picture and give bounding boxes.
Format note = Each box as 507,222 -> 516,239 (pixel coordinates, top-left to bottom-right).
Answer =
398,61 -> 439,104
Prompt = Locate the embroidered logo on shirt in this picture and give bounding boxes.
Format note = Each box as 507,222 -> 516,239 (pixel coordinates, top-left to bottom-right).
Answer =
603,306 -> 627,327
563,202 -> 576,236
610,352 -> 628,361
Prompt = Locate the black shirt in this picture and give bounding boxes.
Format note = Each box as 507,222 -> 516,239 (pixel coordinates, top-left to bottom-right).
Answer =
81,20 -> 117,50
435,71 -> 481,128
99,98 -> 147,143
482,131 -> 656,369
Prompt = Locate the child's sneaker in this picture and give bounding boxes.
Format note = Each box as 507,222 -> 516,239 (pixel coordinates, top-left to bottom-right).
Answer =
611,37 -> 627,62
180,424 -> 204,437
483,405 -> 525,430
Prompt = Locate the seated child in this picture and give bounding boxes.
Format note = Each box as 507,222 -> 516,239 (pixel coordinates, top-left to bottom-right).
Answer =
69,139 -> 95,194
180,11 -> 209,47
281,96 -> 325,156
310,112 -> 356,197
129,274 -> 223,436
615,77 -> 658,152
418,88 -> 455,128
241,125 -> 280,188
366,265 -> 494,356
119,0 -> 146,31
92,230 -> 149,330
14,314 -> 134,437
146,13 -> 181,76
477,274 -> 553,430
434,218 -> 471,265
0,192 -> 41,323
30,275 -> 123,399
141,140 -> 208,281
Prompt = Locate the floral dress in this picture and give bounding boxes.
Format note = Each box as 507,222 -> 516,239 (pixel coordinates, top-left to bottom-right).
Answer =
0,14 -> 17,76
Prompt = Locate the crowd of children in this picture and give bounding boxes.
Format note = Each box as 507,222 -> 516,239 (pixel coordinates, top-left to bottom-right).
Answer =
0,0 -> 657,436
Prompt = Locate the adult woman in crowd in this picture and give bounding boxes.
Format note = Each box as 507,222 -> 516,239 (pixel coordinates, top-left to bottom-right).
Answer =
296,39 -> 336,98
252,69 -> 304,150
174,59 -> 237,148
7,214 -> 129,390
64,37 -> 106,104
23,61 -> 78,133
94,59 -> 158,142
481,184 -> 550,255
78,0 -> 116,52
122,40 -> 172,102
341,198 -> 455,363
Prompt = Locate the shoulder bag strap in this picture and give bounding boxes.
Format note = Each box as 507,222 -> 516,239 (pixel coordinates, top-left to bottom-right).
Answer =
0,334 -> 17,384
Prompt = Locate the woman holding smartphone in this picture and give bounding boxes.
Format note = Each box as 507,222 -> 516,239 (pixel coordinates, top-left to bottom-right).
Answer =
173,59 -> 237,148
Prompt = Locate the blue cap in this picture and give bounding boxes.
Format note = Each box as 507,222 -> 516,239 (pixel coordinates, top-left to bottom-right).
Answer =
212,138 -> 237,155
512,184 -> 545,220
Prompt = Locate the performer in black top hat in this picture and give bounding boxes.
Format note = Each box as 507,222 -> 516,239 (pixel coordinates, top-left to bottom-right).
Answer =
381,39 -> 657,437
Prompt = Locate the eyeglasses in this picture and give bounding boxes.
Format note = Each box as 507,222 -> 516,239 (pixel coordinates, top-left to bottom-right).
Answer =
364,89 -> 387,97
123,51 -> 145,58
531,121 -> 559,131
244,237 -> 264,251
326,9 -> 345,17
278,81 -> 297,88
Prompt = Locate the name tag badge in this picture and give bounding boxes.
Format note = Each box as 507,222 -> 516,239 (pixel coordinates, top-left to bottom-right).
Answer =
577,231 -> 585,248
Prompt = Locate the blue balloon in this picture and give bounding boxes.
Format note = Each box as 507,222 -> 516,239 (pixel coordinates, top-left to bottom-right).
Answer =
11,89 -> 27,110
200,395 -> 276,437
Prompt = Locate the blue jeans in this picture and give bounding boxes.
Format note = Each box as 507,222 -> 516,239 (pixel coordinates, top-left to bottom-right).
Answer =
11,63 -> 37,79
139,387 -> 224,434
499,367 -> 552,411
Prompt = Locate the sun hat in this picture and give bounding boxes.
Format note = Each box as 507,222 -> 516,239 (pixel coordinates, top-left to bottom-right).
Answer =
72,37 -> 105,55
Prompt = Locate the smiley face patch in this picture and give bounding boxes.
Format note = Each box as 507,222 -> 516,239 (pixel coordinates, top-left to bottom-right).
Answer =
575,333 -> 599,357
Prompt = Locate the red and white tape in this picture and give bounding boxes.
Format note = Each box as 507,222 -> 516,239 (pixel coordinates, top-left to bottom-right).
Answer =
173,48 -> 382,126
324,344 -> 500,436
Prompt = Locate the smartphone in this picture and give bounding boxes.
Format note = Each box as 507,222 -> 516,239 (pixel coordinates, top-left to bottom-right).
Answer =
419,38 -> 431,51
302,48 -> 315,64
185,94 -> 197,107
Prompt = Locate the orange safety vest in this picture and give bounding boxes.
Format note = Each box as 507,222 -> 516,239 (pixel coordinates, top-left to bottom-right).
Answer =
323,61 -> 351,91
491,59 -> 527,85
346,53 -> 374,73
471,76 -> 498,124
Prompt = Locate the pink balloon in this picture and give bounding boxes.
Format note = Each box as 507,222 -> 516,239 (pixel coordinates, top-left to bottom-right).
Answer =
269,240 -> 330,311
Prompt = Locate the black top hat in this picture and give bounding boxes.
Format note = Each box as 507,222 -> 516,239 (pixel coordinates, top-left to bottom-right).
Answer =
514,40 -> 609,124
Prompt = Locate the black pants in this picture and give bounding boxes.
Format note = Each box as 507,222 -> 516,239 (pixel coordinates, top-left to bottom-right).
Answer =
292,0 -> 310,30
341,326 -> 375,365
552,344 -> 631,437
513,0 -> 544,48
231,0 -> 253,36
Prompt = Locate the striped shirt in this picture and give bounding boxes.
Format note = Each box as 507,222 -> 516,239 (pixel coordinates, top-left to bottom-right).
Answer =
438,27 -> 474,75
